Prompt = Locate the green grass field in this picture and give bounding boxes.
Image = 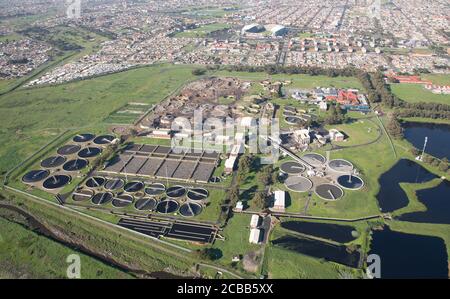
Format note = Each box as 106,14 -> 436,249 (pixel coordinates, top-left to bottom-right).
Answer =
390,83 -> 449,105
0,216 -> 132,279
421,74 -> 450,86
175,23 -> 231,38
0,64 -> 197,175
325,118 -> 380,147
216,71 -> 363,90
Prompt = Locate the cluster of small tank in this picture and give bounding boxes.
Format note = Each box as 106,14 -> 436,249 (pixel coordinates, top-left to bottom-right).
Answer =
22,133 -> 114,191
72,177 -> 209,217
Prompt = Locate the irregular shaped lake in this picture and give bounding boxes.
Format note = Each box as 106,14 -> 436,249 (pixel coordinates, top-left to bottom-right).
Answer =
369,227 -> 448,278
403,122 -> 450,160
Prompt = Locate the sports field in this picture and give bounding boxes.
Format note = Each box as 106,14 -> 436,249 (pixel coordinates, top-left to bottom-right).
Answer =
390,84 -> 449,105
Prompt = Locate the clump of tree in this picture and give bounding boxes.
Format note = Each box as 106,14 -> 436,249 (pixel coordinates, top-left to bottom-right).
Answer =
227,185 -> 240,207
257,165 -> 274,186
236,155 -> 253,184
253,192 -> 269,210
439,158 -> 449,172
192,68 -> 207,76
386,113 -> 404,139
194,248 -> 222,261
324,103 -> 346,125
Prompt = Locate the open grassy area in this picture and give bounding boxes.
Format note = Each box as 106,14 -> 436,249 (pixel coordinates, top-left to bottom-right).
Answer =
175,23 -> 231,38
216,71 -> 363,90
390,83 -> 449,105
212,213 -> 261,276
325,118 -> 380,147
421,74 -> 450,86
0,64 -> 197,175
1,190 -> 199,276
0,216 -> 132,279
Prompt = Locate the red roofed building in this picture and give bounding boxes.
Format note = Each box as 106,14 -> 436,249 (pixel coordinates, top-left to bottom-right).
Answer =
337,90 -> 359,105
386,73 -> 432,84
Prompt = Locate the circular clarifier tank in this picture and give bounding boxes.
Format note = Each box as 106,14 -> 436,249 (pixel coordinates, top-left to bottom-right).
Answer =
209,177 -> 221,183
93,135 -> 115,145
337,175 -> 364,190
179,202 -> 203,217
284,176 -> 313,192
104,179 -> 125,191
41,156 -> 67,168
187,188 -> 209,201
144,183 -> 166,196
43,175 -> 71,190
78,147 -> 102,158
285,116 -> 303,125
166,186 -> 187,198
315,184 -> 344,201
124,181 -> 144,193
328,159 -> 354,173
63,159 -> 88,172
112,194 -> 134,208
134,197 -> 158,211
72,189 -> 94,202
73,133 -> 96,143
280,161 -> 305,175
302,153 -> 326,166
156,200 -> 179,214
91,192 -> 113,205
57,144 -> 81,156
22,170 -> 50,183
85,176 -> 106,188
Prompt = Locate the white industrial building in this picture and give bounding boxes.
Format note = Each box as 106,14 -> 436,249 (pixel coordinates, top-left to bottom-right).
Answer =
329,129 -> 345,142
250,214 -> 261,229
249,228 -> 261,244
271,190 -> 286,212
294,129 -> 311,146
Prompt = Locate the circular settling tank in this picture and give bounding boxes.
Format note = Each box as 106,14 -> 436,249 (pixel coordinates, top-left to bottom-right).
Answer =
166,186 -> 187,198
85,177 -> 106,188
156,200 -> 179,214
91,192 -> 113,205
124,181 -> 144,193
302,153 -> 326,166
104,178 -> 125,191
72,189 -> 94,202
179,202 -> 203,217
144,183 -> 166,196
22,170 -> 50,183
78,147 -> 102,158
337,175 -> 364,190
112,194 -> 134,208
284,176 -> 313,192
285,116 -> 303,125
73,133 -> 96,143
43,175 -> 71,190
280,161 -> 306,175
315,184 -> 344,201
63,159 -> 88,172
187,188 -> 209,201
328,159 -> 354,173
41,156 -> 67,168
57,144 -> 81,156
209,177 -> 221,183
134,197 -> 158,211
93,135 -> 115,145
